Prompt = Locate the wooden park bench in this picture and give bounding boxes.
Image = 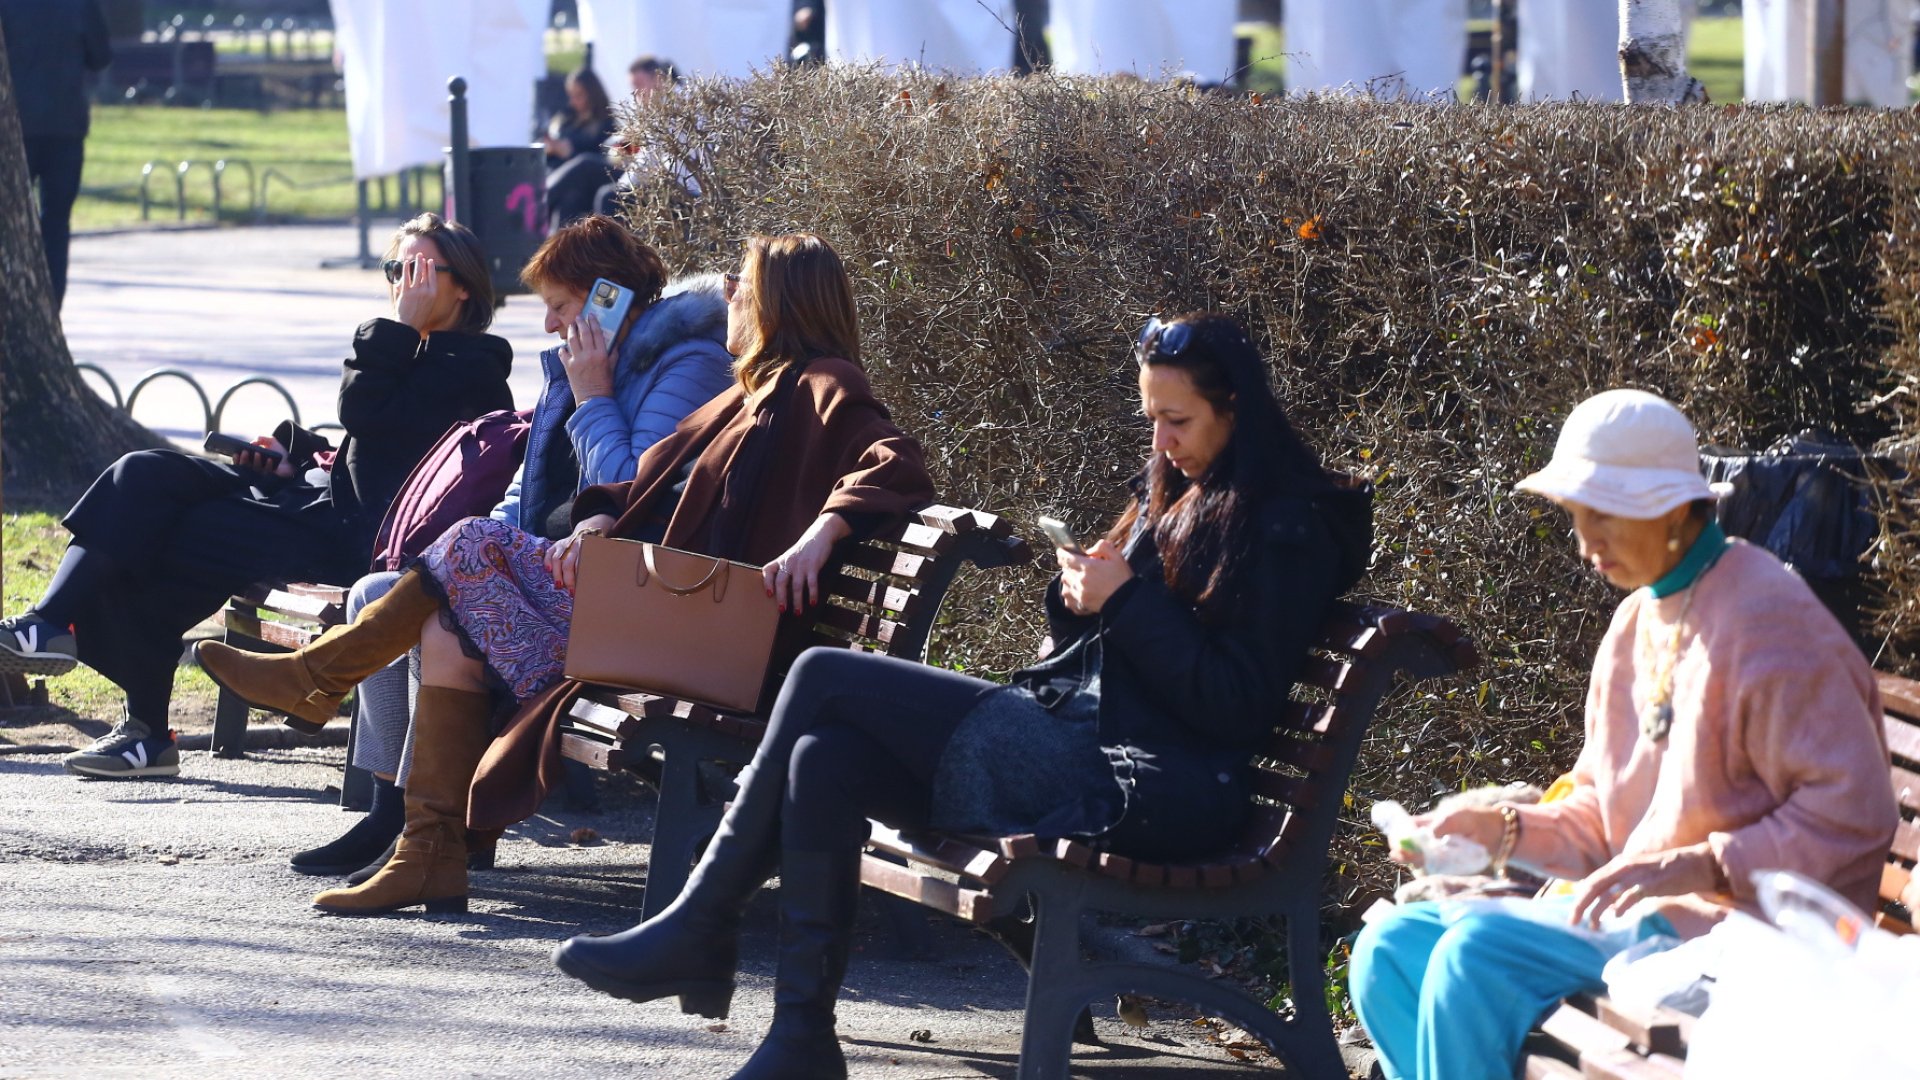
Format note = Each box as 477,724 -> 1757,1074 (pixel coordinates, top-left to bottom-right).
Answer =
1518,669 -> 1920,1079
557,505 -> 1033,919
210,581 -> 372,807
855,602 -> 1475,1079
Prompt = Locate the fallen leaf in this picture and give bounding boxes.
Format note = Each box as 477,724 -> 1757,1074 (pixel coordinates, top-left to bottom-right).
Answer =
908,1028 -> 934,1043
706,1022 -> 729,1033
570,827 -> 600,845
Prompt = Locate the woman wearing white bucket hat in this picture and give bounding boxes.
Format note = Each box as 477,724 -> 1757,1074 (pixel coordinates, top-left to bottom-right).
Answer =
1348,389 -> 1896,1080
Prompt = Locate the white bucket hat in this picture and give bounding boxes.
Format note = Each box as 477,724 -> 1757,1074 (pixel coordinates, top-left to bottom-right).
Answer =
1515,389 -> 1728,520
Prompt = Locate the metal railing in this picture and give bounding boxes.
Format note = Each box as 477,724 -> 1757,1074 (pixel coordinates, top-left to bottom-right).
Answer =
76,363 -> 344,438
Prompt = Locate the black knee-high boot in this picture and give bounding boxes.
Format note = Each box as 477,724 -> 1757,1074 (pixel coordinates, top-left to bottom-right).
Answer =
550,753 -> 784,1018
730,848 -> 861,1080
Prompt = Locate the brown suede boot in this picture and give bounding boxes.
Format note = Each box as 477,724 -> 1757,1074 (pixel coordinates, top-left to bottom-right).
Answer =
195,569 -> 440,733
313,685 -> 495,916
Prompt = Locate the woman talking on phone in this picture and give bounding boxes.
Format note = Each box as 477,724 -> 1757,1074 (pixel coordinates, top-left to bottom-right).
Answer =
549,313 -> 1372,1078
0,213 -> 514,781
257,214 -> 735,881
195,233 -> 934,917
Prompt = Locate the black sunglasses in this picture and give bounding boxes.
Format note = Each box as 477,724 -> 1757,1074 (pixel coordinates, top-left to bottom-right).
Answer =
723,272 -> 745,301
1135,317 -> 1194,361
383,259 -> 454,285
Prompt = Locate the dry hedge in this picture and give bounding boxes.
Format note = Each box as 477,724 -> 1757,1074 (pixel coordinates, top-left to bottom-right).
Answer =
614,69 -> 1920,918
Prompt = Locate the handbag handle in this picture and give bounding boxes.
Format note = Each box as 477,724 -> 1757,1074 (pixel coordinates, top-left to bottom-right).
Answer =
638,543 -> 731,602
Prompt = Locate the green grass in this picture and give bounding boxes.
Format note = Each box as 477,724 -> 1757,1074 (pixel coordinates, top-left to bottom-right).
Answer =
4,511 -> 215,724
76,104 -> 358,230
1689,16 -> 1744,106
1240,16 -> 1747,103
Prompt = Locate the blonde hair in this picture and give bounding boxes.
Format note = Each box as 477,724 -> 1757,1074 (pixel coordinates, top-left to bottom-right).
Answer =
730,233 -> 860,392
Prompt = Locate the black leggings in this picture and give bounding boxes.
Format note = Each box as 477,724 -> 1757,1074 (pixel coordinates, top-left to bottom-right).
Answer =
754,649 -> 999,856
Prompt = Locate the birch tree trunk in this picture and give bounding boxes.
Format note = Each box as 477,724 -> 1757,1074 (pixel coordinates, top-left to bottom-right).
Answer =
1619,0 -> 1707,103
0,22 -> 162,500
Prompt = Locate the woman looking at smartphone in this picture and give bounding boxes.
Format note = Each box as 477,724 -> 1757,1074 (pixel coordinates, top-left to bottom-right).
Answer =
255,214 -> 735,881
196,233 -> 935,916
0,213 -> 514,781
549,313 -> 1373,1077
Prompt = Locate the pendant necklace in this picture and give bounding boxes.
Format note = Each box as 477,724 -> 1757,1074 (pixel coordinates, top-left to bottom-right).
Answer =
1639,583 -> 1697,743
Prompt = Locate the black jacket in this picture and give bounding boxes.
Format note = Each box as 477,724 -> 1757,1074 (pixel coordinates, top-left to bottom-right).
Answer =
0,0 -> 109,139
275,318 -> 515,573
1013,481 -> 1373,860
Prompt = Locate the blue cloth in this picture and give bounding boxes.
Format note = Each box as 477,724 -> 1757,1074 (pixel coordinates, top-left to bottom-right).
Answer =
1351,900 -> 1649,1080
493,275 -> 732,532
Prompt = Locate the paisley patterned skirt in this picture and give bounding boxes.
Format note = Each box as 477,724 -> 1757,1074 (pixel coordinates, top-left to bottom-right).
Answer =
417,516 -> 573,702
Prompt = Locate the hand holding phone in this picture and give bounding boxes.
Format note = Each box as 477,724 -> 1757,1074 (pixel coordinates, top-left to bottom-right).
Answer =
1038,515 -> 1084,555
585,277 -> 636,342
205,432 -> 288,476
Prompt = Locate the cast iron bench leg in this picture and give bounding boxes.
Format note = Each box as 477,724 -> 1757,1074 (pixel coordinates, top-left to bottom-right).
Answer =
1017,879 -> 1092,1080
640,746 -> 723,921
209,629 -> 269,760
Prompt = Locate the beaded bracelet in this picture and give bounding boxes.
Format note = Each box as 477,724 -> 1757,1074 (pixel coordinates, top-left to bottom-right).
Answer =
1493,805 -> 1521,879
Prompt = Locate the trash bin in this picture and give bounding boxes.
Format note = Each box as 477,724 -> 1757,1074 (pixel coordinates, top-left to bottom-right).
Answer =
445,145 -> 546,298
1701,432 -> 1893,655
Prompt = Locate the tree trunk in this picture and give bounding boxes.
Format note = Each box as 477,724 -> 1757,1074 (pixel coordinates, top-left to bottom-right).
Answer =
1618,0 -> 1706,103
0,21 -> 162,504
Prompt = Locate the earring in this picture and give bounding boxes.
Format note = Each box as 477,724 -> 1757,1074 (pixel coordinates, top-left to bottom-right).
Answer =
1667,536 -> 1681,553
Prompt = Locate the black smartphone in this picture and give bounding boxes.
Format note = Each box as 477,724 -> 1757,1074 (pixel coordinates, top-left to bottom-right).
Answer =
203,432 -> 283,466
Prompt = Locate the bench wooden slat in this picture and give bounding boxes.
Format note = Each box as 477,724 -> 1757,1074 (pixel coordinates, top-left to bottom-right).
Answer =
1591,996 -> 1690,1059
567,697 -> 648,741
831,543 -> 930,582
1249,769 -> 1321,809
1889,817 -> 1920,864
223,610 -> 322,651
1885,714 -> 1920,768
1879,673 -> 1920,723
809,602 -> 902,650
1889,765 -> 1920,816
860,853 -> 995,923
560,731 -> 636,772
1883,861 -> 1913,905
1523,1058 -> 1584,1080
894,522 -> 958,556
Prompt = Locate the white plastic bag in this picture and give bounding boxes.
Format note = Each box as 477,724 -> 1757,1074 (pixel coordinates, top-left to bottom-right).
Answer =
1687,871 -> 1920,1080
1370,799 -> 1491,876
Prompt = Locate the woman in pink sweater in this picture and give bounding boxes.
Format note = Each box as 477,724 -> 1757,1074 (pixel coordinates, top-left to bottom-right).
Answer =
1350,389 -> 1896,1080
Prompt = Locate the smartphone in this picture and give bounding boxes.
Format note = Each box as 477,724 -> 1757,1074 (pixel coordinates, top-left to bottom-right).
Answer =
204,432 -> 283,466
585,277 -> 635,342
1037,515 -> 1084,555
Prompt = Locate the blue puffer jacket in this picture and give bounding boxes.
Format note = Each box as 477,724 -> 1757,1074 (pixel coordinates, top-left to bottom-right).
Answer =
493,274 -> 732,534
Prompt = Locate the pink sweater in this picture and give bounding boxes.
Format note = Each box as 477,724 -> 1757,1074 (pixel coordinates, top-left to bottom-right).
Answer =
1510,541 -> 1896,938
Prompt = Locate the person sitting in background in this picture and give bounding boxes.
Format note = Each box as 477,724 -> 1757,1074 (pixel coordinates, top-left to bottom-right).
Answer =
1350,389 -> 1898,1080
197,233 -> 934,917
263,215 -> 733,879
591,55 -> 682,219
0,213 -> 514,780
550,313 -> 1373,1077
544,66 -> 618,230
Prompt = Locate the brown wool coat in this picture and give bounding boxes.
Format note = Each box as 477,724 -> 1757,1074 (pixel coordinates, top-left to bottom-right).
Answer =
467,357 -> 935,829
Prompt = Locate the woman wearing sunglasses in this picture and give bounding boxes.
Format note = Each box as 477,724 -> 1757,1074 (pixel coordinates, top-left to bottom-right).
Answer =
195,233 -> 934,922
237,214 -> 736,883
0,212 -> 514,781
549,313 -> 1373,1077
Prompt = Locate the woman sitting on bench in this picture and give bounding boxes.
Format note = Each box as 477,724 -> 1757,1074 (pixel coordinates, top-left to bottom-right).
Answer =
197,233 -> 934,916
255,214 -> 735,880
1349,390 -> 1898,1080
0,213 -> 515,781
549,314 -> 1374,1078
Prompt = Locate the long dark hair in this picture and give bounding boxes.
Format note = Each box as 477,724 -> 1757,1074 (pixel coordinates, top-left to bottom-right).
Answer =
1106,313 -> 1334,620
567,67 -> 612,125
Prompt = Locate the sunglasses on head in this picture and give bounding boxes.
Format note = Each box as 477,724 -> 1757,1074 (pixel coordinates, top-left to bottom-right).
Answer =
723,272 -> 746,301
383,259 -> 454,285
1135,316 -> 1194,361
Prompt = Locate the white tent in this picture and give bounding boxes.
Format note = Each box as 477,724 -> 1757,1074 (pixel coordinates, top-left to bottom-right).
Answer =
1284,0 -> 1469,101
576,0 -> 789,92
1744,0 -> 1916,107
1047,0 -> 1238,82
827,0 -> 1016,73
1517,0 -> 1622,101
330,0 -> 547,180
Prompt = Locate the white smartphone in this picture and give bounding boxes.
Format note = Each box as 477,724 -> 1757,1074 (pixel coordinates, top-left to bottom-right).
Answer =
585,277 -> 635,342
1037,515 -> 1084,555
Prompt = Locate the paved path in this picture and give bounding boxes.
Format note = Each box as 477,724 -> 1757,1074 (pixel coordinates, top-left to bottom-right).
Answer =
61,223 -> 557,446
0,745 -> 1273,1078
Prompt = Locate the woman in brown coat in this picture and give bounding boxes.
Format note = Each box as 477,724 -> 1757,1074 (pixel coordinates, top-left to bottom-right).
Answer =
199,233 -> 934,915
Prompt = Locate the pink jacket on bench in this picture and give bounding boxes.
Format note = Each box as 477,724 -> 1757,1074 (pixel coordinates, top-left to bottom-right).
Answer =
1510,540 -> 1896,938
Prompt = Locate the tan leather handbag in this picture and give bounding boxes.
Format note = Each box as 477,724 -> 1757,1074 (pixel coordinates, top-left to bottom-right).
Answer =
563,536 -> 781,713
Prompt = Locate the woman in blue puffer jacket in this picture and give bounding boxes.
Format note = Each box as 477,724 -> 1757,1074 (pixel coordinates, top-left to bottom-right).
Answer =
289,216 -> 732,879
